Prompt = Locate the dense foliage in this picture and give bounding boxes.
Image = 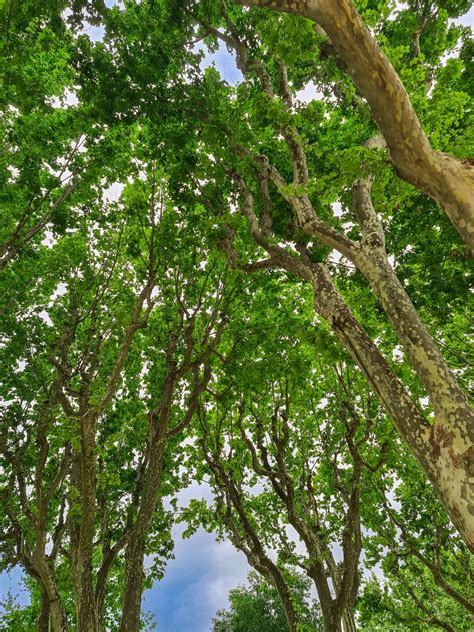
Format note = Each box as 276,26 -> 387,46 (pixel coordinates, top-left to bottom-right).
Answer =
0,0 -> 472,631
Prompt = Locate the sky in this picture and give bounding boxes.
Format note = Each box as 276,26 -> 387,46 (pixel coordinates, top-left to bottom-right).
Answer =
143,492 -> 249,631
1,3 -> 474,631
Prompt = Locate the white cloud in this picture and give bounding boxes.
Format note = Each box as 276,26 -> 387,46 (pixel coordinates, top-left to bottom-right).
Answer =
103,182 -> 124,203
296,81 -> 324,104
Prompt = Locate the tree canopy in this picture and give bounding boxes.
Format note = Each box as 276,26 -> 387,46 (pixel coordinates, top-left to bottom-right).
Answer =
0,0 -> 473,631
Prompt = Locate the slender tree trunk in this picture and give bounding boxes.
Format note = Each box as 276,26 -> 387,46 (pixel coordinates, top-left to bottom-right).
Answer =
119,438 -> 166,632
96,549 -> 118,632
120,535 -> 147,632
262,561 -> 299,632
307,565 -> 338,632
238,0 -> 474,249
239,176 -> 474,547
341,607 -> 357,632
36,588 -> 50,632
31,553 -> 68,632
355,235 -> 473,435
75,416 -> 99,632
311,264 -> 429,458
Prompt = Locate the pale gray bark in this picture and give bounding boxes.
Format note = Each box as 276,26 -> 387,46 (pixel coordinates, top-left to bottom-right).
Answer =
351,176 -> 474,550
231,40 -> 473,546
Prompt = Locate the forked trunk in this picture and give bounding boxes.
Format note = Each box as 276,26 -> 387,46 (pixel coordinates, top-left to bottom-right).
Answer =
354,248 -> 474,550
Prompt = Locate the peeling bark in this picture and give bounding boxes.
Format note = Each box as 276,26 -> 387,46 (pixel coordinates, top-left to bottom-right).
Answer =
311,263 -> 473,551
351,177 -> 474,551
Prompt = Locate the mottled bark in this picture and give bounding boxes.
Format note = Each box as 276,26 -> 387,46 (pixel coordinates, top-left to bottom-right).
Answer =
310,263 -> 473,550
351,177 -> 474,550
236,0 -> 474,250
252,126 -> 473,547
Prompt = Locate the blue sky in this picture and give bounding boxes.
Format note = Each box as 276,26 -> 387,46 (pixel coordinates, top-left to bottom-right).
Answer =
142,481 -> 250,632
143,525 -> 249,631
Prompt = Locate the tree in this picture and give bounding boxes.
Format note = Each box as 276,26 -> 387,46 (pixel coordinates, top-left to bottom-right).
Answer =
212,571 -> 323,632
0,157 -> 241,630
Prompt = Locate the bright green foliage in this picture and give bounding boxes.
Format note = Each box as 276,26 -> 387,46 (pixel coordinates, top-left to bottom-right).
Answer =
212,571 -> 323,632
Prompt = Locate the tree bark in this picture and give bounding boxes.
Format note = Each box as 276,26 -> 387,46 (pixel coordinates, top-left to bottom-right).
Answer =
354,249 -> 474,542
350,178 -> 474,550
32,555 -> 69,632
237,0 -> 474,250
310,264 -> 473,550
235,175 -> 474,549
119,437 -> 166,632
342,607 -> 357,632
36,588 -> 50,632
282,182 -> 474,548
75,415 -> 99,632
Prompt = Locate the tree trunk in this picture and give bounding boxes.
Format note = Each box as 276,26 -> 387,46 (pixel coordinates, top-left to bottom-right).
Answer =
36,588 -> 50,632
323,613 -> 343,632
356,244 -> 473,428
120,535 -> 147,632
238,0 -> 474,250
75,416 -> 99,632
32,555 -> 68,632
119,438 -> 166,632
354,247 -> 474,549
341,607 -> 357,632
309,264 -> 473,551
263,562 -> 300,632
